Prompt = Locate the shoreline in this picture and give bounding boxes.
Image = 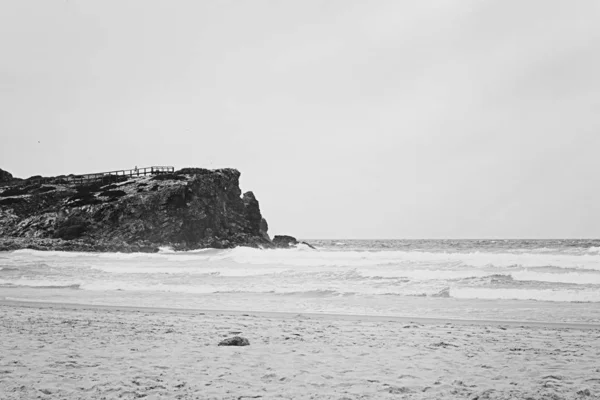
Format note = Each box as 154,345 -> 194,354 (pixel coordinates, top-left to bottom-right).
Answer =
3,298 -> 599,330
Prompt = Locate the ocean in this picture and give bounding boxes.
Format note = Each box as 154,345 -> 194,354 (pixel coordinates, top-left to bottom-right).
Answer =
2,239 -> 600,324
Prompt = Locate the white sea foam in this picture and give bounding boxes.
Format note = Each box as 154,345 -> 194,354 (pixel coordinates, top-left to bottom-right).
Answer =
511,270 -> 600,285
9,246 -> 600,270
79,281 -> 218,293
10,249 -> 90,258
3,245 -> 600,306
356,268 -> 494,280
89,264 -> 287,276
0,278 -> 81,289
209,247 -> 600,271
451,287 -> 600,303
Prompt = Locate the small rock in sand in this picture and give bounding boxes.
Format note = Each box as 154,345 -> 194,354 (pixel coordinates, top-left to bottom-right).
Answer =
218,336 -> 250,346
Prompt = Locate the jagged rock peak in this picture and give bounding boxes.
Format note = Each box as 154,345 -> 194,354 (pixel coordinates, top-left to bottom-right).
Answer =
0,168 -> 13,183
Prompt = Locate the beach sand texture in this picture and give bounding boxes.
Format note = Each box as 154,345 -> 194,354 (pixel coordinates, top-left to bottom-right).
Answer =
1,303 -> 600,399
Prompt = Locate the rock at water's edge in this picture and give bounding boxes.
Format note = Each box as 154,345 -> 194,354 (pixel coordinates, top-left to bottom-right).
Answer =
272,235 -> 316,249
272,235 -> 298,248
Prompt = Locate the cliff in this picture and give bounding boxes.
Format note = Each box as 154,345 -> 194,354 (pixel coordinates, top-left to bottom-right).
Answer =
0,168 -> 273,252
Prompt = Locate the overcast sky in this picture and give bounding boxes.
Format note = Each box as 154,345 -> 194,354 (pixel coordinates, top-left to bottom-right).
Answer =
1,1 -> 599,239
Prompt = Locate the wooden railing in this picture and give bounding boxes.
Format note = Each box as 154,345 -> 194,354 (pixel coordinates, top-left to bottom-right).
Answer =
66,166 -> 174,184
0,166 -> 176,187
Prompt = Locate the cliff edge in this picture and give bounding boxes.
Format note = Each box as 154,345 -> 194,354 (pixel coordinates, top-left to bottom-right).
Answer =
0,168 -> 272,252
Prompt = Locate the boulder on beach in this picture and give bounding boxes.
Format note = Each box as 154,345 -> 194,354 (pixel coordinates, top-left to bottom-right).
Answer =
218,336 -> 250,346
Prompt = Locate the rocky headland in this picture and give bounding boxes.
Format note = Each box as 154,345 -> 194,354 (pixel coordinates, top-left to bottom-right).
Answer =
0,167 -> 297,252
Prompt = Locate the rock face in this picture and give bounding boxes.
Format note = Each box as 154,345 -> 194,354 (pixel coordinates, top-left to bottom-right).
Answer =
0,168 -> 274,252
0,168 -> 13,183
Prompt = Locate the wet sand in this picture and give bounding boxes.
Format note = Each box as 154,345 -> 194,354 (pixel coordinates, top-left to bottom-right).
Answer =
1,300 -> 599,399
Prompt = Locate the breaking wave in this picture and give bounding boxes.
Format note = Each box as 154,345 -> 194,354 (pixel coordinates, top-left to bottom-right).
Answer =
198,247 -> 600,270
0,279 -> 81,290
9,245 -> 600,270
3,242 -> 600,307
451,287 -> 600,303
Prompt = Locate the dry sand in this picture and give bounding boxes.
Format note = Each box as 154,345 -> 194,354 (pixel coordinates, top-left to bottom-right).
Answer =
1,301 -> 599,399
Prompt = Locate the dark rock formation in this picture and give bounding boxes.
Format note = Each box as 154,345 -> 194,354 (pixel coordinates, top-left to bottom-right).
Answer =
0,168 -> 275,252
218,336 -> 250,346
272,235 -> 299,248
0,168 -> 13,184
272,235 -> 316,249
243,191 -> 270,242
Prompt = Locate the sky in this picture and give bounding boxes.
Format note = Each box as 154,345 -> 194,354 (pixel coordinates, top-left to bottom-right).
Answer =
1,1 -> 600,239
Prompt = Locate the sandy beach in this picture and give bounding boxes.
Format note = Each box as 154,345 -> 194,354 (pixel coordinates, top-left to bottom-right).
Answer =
1,301 -> 599,399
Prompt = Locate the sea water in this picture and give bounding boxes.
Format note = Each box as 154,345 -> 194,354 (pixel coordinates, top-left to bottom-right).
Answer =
1,239 -> 600,323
